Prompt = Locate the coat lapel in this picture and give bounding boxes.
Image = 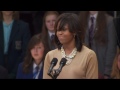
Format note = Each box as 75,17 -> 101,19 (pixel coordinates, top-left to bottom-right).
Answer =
85,25 -> 98,40
9,20 -> 19,45
48,33 -> 56,50
93,26 -> 98,38
28,66 -> 33,79
0,21 -> 4,53
25,65 -> 33,79
48,33 -> 52,49
38,65 -> 43,79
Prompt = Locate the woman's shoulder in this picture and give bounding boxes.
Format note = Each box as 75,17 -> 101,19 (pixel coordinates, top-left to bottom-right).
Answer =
14,20 -> 29,27
82,45 -> 96,54
45,49 -> 60,61
80,46 -> 97,64
47,49 -> 59,55
81,45 -> 96,55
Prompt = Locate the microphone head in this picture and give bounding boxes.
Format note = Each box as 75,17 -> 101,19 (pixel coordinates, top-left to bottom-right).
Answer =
60,58 -> 67,66
51,58 -> 58,66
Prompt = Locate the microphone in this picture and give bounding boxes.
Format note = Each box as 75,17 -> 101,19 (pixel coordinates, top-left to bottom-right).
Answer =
47,58 -> 58,75
57,58 -> 67,74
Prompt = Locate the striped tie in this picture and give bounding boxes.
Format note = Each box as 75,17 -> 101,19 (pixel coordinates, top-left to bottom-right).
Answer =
33,66 -> 39,79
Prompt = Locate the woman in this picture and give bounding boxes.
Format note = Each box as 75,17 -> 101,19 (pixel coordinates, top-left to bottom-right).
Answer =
79,11 -> 117,79
16,34 -> 48,79
0,11 -> 31,79
43,13 -> 98,79
41,11 -> 59,51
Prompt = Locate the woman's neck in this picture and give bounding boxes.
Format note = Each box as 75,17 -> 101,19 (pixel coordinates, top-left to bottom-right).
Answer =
34,60 -> 42,65
3,15 -> 13,25
48,30 -> 55,33
89,11 -> 98,15
62,40 -> 76,55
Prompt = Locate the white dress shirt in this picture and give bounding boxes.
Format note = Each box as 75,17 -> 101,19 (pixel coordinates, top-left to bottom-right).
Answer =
89,12 -> 98,31
48,31 -> 55,39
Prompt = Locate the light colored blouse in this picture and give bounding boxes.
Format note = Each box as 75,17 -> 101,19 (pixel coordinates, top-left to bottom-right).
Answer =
3,20 -> 14,54
43,45 -> 98,79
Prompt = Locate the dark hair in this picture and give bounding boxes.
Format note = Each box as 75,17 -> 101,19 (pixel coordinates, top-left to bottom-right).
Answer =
54,13 -> 83,52
23,34 -> 48,73
0,11 -> 19,20
79,11 -> 108,45
41,11 -> 59,51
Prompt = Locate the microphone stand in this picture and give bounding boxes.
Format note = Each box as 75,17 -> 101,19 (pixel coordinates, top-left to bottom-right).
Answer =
48,69 -> 60,79
52,69 -> 60,79
48,73 -> 54,79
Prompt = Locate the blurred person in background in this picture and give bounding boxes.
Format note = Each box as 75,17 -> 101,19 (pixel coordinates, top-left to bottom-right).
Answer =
79,11 -> 117,79
41,11 -> 59,51
0,11 -> 31,79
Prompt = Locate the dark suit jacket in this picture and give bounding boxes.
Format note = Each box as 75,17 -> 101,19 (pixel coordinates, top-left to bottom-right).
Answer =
16,62 -> 43,79
48,33 -> 56,50
0,65 -> 8,79
84,15 -> 117,76
0,20 -> 31,79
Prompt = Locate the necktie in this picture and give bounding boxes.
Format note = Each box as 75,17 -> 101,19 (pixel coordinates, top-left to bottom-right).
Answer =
51,34 -> 55,41
89,17 -> 94,48
33,66 -> 39,79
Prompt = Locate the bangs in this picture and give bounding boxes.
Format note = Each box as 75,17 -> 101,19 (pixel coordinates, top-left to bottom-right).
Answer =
55,15 -> 76,33
29,40 -> 41,50
57,18 -> 68,31
28,35 -> 42,50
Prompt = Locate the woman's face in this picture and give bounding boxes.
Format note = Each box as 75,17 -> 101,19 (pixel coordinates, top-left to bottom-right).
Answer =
56,23 -> 75,45
117,54 -> 120,70
45,14 -> 58,32
31,42 -> 44,63
2,11 -> 14,16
